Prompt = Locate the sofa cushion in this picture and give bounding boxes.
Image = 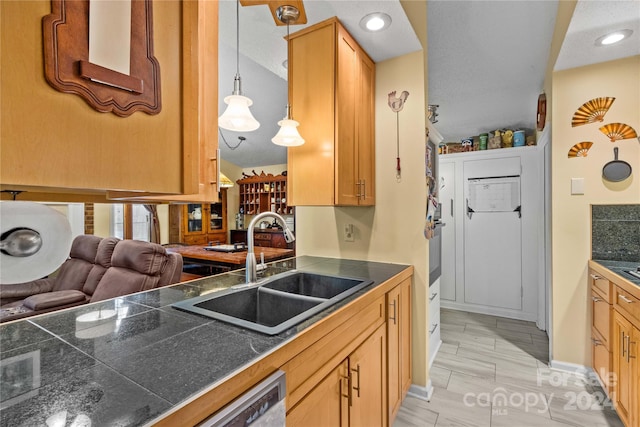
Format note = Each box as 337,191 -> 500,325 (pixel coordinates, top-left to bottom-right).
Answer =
83,237 -> 120,297
52,235 -> 103,292
90,240 -> 169,302
110,240 -> 167,275
23,290 -> 87,310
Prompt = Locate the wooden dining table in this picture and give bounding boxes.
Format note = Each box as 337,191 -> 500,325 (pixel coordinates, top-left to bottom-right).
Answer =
166,244 -> 295,271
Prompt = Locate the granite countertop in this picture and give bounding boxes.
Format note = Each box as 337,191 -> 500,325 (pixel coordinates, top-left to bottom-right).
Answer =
591,259 -> 640,287
0,256 -> 409,427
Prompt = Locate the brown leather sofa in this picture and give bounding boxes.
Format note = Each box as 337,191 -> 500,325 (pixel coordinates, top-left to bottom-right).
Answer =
0,236 -> 183,322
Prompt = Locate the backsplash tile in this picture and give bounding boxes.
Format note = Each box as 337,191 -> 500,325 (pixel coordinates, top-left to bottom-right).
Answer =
592,204 -> 640,262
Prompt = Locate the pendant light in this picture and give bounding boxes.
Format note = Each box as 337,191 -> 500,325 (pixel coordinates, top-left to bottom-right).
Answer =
272,5 -> 304,147
219,0 -> 260,132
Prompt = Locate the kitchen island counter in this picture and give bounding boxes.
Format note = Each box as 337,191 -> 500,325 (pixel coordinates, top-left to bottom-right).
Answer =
0,256 -> 412,426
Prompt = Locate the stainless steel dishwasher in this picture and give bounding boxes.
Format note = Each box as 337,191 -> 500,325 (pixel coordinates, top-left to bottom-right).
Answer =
198,370 -> 286,427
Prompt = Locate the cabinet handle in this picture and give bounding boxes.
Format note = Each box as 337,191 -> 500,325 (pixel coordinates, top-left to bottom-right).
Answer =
351,364 -> 361,398
592,338 -> 602,346
429,292 -> 438,301
430,323 -> 438,334
450,199 -> 454,217
362,180 -> 366,200
341,375 -> 353,407
592,296 -> 603,302
626,336 -> 636,363
590,273 -> 602,280
389,299 -> 397,325
621,331 -> 626,357
619,294 -> 634,304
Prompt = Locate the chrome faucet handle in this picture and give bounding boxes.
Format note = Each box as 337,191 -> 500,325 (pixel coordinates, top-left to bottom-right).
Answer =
256,252 -> 267,273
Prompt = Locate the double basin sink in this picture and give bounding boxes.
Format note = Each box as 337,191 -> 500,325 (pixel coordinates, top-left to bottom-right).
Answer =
172,271 -> 373,335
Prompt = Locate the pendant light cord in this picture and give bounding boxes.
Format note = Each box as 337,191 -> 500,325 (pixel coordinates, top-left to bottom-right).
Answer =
285,16 -> 292,119
236,0 -> 240,78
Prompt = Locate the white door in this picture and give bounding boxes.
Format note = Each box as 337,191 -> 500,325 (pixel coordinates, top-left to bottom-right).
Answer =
439,161 -> 456,301
463,157 -> 522,311
463,210 -> 522,310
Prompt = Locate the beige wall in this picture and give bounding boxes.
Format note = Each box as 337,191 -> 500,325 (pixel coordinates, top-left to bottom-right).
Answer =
296,51 -> 430,387
551,56 -> 640,366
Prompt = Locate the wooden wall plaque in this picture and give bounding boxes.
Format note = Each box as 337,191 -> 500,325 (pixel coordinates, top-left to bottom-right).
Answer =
42,0 -> 161,117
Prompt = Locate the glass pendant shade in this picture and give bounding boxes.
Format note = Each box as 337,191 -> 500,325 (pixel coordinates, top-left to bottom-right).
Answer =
272,118 -> 305,146
219,94 -> 260,132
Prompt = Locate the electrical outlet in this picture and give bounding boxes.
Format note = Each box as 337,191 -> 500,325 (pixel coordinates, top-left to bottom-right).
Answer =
344,223 -> 355,242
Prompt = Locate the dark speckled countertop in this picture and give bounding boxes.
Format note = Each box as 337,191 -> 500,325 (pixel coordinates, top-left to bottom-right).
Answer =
591,259 -> 640,287
0,256 -> 409,427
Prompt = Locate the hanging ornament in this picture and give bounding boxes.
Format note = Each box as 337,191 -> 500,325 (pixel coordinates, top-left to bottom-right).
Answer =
387,90 -> 409,180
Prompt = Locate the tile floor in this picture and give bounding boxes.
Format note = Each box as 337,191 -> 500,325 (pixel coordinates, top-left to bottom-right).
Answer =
394,309 -> 624,427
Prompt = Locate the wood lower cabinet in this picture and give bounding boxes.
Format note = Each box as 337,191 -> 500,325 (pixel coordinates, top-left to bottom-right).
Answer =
287,324 -> 387,427
287,17 -> 375,206
286,361 -> 348,427
169,190 -> 227,245
612,310 -> 638,427
590,261 -> 640,427
590,269 -> 613,393
387,278 -> 412,425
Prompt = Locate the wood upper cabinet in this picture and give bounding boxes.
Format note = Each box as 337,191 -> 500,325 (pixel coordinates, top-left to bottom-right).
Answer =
387,278 -> 412,426
287,17 -> 375,206
0,1 -> 219,203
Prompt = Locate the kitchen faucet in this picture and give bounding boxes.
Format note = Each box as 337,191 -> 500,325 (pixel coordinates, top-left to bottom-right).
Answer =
245,211 -> 295,284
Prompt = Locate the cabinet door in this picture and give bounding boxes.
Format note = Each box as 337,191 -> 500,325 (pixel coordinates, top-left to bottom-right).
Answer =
287,360 -> 348,427
349,325 -> 387,427
400,280 -> 412,397
613,311 -> 634,426
592,289 -> 611,348
387,285 -> 401,420
184,204 -> 206,236
288,22 -> 336,206
387,278 -> 412,425
439,161 -> 456,301
356,51 -> 375,206
591,334 -> 612,395
335,27 -> 359,206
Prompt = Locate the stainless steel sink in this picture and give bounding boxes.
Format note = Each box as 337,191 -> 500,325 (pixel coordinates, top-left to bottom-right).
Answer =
172,271 -> 373,335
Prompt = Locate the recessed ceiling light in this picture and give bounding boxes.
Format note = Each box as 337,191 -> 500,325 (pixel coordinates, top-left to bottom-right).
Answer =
595,29 -> 633,47
359,12 -> 391,32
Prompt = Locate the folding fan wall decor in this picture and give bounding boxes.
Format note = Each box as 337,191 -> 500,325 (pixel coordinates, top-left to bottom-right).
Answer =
571,97 -> 615,127
568,96 -> 640,162
567,141 -> 594,158
599,122 -> 639,142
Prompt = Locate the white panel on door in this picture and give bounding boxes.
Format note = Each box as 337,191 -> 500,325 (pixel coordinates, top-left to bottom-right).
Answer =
463,210 -> 522,310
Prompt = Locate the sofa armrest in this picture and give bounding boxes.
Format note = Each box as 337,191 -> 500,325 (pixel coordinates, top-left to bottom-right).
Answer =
23,290 -> 86,311
0,279 -> 54,299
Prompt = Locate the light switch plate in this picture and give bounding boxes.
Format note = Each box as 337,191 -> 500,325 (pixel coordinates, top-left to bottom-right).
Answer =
571,178 -> 584,195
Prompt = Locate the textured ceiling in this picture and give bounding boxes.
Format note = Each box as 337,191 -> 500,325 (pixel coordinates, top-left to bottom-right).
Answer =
427,1 -> 559,144
555,0 -> 640,71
